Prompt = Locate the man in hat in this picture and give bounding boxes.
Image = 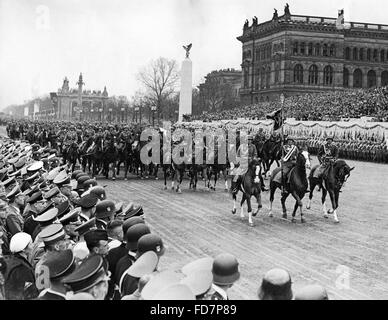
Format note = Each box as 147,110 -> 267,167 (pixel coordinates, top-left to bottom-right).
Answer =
3,232 -> 39,300
206,253 -> 240,300
62,255 -> 110,300
294,284 -> 329,300
38,249 -> 76,300
315,136 -> 339,179
0,196 -> 23,240
76,193 -> 98,220
72,218 -> 96,263
119,233 -> 165,297
59,208 -> 82,242
231,135 -> 267,193
258,268 -> 293,300
95,200 -> 116,229
84,229 -> 109,261
34,223 -> 72,276
114,224 -> 151,295
278,137 -> 299,189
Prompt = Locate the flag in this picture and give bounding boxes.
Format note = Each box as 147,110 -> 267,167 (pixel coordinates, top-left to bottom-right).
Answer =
336,9 -> 344,29
266,108 -> 283,131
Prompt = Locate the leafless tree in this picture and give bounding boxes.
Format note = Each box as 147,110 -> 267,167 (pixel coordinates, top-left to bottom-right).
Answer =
137,57 -> 180,122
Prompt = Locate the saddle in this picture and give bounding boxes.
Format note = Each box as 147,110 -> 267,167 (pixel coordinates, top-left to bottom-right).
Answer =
272,166 -> 295,185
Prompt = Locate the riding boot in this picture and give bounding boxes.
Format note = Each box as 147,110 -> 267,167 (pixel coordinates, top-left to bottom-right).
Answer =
260,175 -> 269,192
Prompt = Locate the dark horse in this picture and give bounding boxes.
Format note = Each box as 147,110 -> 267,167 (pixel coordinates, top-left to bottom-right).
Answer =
269,150 -> 311,223
66,142 -> 79,172
102,138 -> 118,180
231,159 -> 263,227
261,139 -> 282,176
307,160 -> 354,223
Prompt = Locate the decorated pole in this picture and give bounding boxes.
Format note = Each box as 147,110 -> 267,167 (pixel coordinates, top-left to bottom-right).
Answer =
280,93 -> 285,195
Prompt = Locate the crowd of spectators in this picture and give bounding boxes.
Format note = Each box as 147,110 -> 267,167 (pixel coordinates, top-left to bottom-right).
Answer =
188,87 -> 388,122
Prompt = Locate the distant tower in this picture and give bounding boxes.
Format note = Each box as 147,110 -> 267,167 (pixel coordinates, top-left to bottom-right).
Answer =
62,77 -> 69,93
102,86 -> 108,97
76,73 -> 85,118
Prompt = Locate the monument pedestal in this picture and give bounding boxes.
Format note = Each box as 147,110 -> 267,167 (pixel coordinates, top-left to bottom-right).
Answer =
178,58 -> 192,122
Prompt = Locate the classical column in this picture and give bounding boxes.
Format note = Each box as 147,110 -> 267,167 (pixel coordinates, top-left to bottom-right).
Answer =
377,71 -> 382,87
348,71 -> 354,88
179,56 -> 192,122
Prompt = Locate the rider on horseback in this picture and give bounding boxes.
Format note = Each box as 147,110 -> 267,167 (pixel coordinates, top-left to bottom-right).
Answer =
281,136 -> 299,189
231,135 -> 268,193
315,137 -> 339,179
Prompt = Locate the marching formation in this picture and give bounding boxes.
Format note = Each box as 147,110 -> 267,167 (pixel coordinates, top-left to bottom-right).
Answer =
0,127 -> 333,300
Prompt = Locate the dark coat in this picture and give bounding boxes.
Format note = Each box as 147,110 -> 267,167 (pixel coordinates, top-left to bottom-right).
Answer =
4,253 -> 38,300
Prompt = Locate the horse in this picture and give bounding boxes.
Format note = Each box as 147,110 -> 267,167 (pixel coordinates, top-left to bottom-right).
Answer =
261,139 -> 282,176
66,141 -> 79,172
89,136 -> 104,178
307,160 -> 354,223
268,150 -> 311,223
116,138 -> 132,180
231,159 -> 263,227
102,138 -> 118,180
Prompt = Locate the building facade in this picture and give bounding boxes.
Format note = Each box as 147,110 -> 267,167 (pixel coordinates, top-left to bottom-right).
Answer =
197,68 -> 241,113
237,6 -> 388,103
50,73 -> 109,121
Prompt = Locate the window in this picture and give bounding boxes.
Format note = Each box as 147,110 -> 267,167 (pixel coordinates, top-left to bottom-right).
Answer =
308,43 -> 313,56
359,48 -> 364,61
266,66 -> 271,88
353,69 -> 363,88
381,50 -> 385,62
343,68 -> 349,87
308,65 -> 318,85
381,71 -> 388,86
255,48 -> 260,61
330,44 -> 335,57
293,42 -> 299,55
261,67 -> 265,89
300,42 -> 305,55
345,47 -> 350,60
314,43 -> 320,56
323,66 -> 333,86
367,49 -> 371,61
373,49 -> 378,62
275,64 -> 280,84
367,70 -> 376,88
353,48 -> 358,60
255,69 -> 260,90
294,64 -> 304,84
244,67 -> 249,88
323,44 -> 328,56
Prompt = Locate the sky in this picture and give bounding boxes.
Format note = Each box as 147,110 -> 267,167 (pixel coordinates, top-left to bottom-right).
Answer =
1,0 -> 388,109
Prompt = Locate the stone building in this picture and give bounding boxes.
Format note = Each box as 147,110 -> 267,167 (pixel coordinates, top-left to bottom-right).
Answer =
50,73 -> 109,120
197,68 -> 241,113
237,5 -> 388,103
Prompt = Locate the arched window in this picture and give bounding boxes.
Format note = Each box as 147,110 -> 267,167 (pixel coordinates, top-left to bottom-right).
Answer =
381,50 -> 385,62
294,64 -> 304,84
323,66 -> 333,86
300,42 -> 305,55
367,49 -> 371,61
359,48 -> 364,61
345,47 -> 350,60
266,66 -> 271,88
367,70 -> 376,88
353,47 -> 358,60
308,65 -> 318,85
343,68 -> 349,87
293,42 -> 299,55
373,49 -> 378,61
323,44 -> 328,56
268,46 -> 272,58
381,71 -> 388,86
314,43 -> 320,56
308,43 -> 313,56
353,69 -> 363,88
330,44 -> 335,57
